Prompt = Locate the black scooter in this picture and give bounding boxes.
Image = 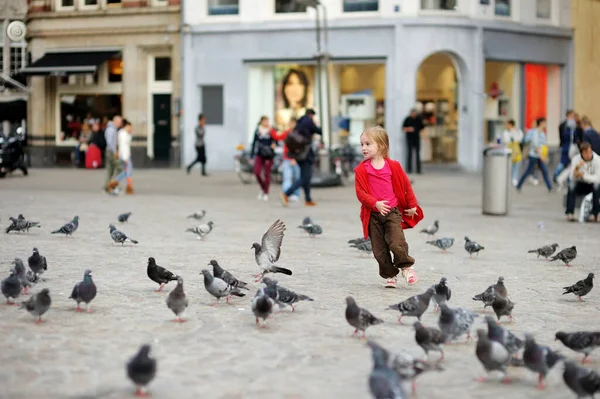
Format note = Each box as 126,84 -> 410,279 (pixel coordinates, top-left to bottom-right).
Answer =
0,130 -> 28,178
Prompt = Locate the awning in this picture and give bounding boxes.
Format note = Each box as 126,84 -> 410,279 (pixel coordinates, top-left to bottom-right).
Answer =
19,50 -> 121,77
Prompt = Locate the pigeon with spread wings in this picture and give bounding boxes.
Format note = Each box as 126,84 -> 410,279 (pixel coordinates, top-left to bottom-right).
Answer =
251,219 -> 292,282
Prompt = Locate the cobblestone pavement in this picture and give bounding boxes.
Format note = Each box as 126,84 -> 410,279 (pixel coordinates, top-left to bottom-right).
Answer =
0,169 -> 599,399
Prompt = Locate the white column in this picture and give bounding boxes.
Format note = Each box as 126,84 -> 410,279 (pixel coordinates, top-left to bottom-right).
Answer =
246,65 -> 274,144
329,63 -> 341,145
546,65 -> 561,147
511,63 -> 521,128
319,63 -> 331,147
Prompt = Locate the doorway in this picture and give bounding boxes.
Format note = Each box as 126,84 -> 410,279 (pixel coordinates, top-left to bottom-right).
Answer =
153,94 -> 171,161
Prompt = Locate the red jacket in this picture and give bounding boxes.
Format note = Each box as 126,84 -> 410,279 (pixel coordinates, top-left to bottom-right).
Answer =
354,159 -> 424,239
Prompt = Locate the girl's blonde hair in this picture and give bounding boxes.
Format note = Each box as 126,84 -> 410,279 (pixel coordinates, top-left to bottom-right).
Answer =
361,125 -> 389,158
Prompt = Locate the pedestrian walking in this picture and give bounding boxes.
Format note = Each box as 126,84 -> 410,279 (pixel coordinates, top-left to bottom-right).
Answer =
250,116 -> 277,201
274,118 -> 301,202
103,115 -> 123,193
402,108 -> 425,174
516,117 -> 552,192
109,119 -> 134,195
186,113 -> 207,176
501,119 -> 524,186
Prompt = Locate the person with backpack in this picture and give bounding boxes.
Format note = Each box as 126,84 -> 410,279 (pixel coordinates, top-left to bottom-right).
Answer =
250,116 -> 277,201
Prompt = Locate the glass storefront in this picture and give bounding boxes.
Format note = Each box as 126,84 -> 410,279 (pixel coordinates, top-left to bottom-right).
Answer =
58,94 -> 122,143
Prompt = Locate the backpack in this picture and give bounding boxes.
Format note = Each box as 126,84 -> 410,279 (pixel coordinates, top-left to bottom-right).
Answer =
284,130 -> 310,161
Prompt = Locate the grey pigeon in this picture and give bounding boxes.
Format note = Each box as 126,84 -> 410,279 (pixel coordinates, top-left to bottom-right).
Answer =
51,215 -> 79,237
351,239 -> 372,253
5,216 -> 26,233
209,260 -> 249,290
426,237 -> 454,251
251,219 -> 292,282
485,315 -> 524,357
262,277 -> 314,311
464,236 -> 485,257
348,236 -> 369,245
166,277 -> 188,322
420,220 -> 439,237
413,321 -> 446,361
18,214 -> 41,233
523,333 -> 563,390
563,360 -> 600,398
109,224 -> 139,245
550,245 -> 577,266
297,216 -> 323,237
528,243 -> 559,260
367,340 -> 407,399
12,258 -> 35,294
200,269 -> 245,305
386,287 -> 435,324
126,344 -> 157,397
438,303 -> 478,342
432,277 -> 451,312
147,257 -> 178,292
555,331 -> 600,364
1,270 -> 22,304
187,210 -> 206,220
69,269 -> 97,312
473,276 -> 507,312
251,287 -> 275,327
474,329 -> 513,384
186,221 -> 214,240
563,273 -> 594,301
345,296 -> 384,338
117,212 -> 132,223
492,295 -> 515,322
20,288 -> 51,324
28,248 -> 47,276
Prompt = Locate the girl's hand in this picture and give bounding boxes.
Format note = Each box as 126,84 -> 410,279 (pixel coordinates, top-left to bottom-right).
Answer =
375,201 -> 391,215
404,207 -> 418,218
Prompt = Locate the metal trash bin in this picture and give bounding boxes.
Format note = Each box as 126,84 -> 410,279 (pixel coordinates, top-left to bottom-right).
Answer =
482,147 -> 512,215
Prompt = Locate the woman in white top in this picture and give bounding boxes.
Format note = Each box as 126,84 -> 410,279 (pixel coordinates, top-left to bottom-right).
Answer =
501,119 -> 524,185
114,119 -> 134,194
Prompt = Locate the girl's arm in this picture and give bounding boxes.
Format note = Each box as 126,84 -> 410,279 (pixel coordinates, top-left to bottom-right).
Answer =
355,175 -> 378,210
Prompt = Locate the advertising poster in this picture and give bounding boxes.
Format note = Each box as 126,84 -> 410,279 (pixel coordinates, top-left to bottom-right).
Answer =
273,65 -> 316,131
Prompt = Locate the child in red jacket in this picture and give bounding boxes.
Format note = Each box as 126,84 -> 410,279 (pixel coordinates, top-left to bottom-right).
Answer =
354,125 -> 424,288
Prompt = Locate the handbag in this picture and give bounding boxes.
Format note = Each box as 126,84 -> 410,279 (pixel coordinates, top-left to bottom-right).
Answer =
507,141 -> 522,163
258,144 -> 275,160
284,130 -> 310,161
540,144 -> 549,162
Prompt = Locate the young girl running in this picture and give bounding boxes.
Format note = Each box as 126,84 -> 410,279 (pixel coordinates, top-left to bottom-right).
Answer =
354,125 -> 423,288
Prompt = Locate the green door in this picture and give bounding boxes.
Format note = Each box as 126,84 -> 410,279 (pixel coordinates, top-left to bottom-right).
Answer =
153,94 -> 171,161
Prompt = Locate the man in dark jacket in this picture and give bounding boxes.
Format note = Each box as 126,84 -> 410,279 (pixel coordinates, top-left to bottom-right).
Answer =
280,109 -> 321,207
554,110 -> 582,182
581,116 -> 600,155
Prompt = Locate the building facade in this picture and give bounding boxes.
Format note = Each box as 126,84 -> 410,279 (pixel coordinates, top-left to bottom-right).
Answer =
182,0 -> 573,171
25,0 -> 181,167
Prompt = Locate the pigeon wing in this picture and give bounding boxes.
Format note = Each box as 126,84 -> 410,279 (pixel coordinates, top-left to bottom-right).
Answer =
261,219 -> 285,263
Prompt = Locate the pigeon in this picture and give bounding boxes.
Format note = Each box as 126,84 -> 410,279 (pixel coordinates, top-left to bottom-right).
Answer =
438,303 -> 478,342
555,331 -> 600,364
473,276 -> 507,313
251,219 -> 292,282
492,295 -> 515,322
432,277 -> 451,312
367,340 -> 407,399
147,257 -> 178,292
562,360 -> 600,398
345,296 -> 384,338
262,277 -> 314,312
413,321 -> 446,361
426,237 -> 454,251
186,221 -> 214,240
109,224 -> 139,246
350,239 -> 372,253
117,212 -> 132,223
474,329 -> 513,384
69,269 -> 97,312
209,260 -> 249,290
297,216 -> 323,237
12,258 -> 36,294
51,215 -> 79,237
563,273 -> 594,301
187,210 -> 206,220
166,277 -> 188,322
523,333 -> 563,390
18,214 -> 41,232
20,288 -> 51,324
550,245 -> 577,266
386,286 -> 435,324
348,237 -> 368,245
420,220 -> 439,237
528,243 -> 559,260
485,315 -> 524,357
126,344 -> 157,397
5,216 -> 26,233
28,248 -> 47,276
251,287 -> 275,327
464,236 -> 485,257
1,270 -> 22,304
200,269 -> 245,305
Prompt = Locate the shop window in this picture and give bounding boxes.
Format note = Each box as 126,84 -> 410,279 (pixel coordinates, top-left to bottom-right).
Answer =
536,0 -> 551,19
59,94 -> 122,143
200,85 -> 224,125
58,0 -> 74,8
343,0 -> 378,12
154,57 -> 171,82
495,0 -> 510,16
421,0 -> 457,10
275,0 -> 307,13
108,57 -> 123,83
208,0 -> 239,15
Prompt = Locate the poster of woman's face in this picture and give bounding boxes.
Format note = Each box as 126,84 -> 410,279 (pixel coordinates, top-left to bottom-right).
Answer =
274,66 -> 315,131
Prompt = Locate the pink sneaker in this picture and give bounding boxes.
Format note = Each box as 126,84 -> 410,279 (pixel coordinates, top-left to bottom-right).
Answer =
402,268 -> 418,285
385,277 -> 398,288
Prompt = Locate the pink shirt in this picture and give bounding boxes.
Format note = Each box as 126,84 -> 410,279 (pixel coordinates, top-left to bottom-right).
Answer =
364,159 -> 398,212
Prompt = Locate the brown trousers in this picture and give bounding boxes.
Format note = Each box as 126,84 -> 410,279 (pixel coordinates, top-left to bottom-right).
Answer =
368,208 -> 415,279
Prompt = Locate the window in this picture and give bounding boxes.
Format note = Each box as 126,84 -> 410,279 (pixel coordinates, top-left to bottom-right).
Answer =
154,57 -> 171,81
421,0 -> 457,10
59,94 -> 122,143
57,0 -> 74,8
536,0 -> 551,19
0,22 -> 27,80
275,0 -> 307,13
343,0 -> 378,12
208,0 -> 239,15
83,0 -> 98,5
200,85 -> 224,125
495,0 -> 510,16
108,57 -> 123,83
107,0 -> 122,6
